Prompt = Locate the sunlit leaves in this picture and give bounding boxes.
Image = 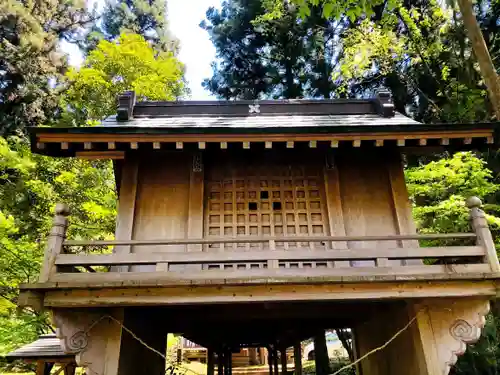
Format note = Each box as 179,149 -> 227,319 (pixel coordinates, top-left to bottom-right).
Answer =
62,33 -> 186,125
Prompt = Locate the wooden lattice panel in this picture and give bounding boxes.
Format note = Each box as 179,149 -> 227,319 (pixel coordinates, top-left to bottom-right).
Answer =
204,160 -> 330,252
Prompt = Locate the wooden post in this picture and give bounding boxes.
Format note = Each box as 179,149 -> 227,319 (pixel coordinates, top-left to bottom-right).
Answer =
39,203 -> 70,282
467,196 -> 500,272
280,346 -> 288,375
224,350 -> 232,375
313,332 -> 330,375
293,342 -> 302,375
268,347 -> 274,375
273,347 -> 279,375
217,352 -> 224,375
207,349 -> 215,375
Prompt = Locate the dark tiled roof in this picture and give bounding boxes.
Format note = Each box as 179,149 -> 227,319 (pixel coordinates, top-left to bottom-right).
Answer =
5,335 -> 72,359
101,112 -> 419,129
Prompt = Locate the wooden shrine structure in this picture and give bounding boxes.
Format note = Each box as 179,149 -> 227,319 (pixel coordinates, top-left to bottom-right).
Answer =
5,334 -> 77,375
17,91 -> 500,375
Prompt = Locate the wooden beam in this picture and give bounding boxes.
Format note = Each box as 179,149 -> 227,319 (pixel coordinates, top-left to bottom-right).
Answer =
62,233 -> 476,247
294,342 -> 302,375
36,129 -> 495,144
47,263 -> 491,286
75,151 -> 125,160
39,279 -> 497,308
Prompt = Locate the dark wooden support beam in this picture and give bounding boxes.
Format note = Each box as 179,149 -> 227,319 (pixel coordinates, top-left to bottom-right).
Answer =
314,332 -> 330,375
273,347 -> 279,375
217,352 -> 224,375
280,346 -> 288,375
294,341 -> 302,375
224,350 -> 232,375
268,347 -> 274,375
207,349 -> 215,375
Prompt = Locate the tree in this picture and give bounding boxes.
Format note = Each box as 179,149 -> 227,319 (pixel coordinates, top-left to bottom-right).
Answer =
0,136 -> 116,357
62,32 -> 186,125
84,0 -> 178,53
0,0 -> 93,135
262,0 -> 500,119
202,0 -> 343,99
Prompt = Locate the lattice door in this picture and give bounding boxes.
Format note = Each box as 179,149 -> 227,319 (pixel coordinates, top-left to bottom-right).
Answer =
204,159 -> 330,253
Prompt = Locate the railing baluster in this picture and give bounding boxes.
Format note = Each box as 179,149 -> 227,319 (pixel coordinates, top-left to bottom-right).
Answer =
467,196 -> 500,272
39,204 -> 70,282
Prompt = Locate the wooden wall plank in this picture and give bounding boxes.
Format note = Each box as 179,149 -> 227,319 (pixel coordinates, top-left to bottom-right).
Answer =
323,162 -> 348,267
338,150 -> 400,267
131,153 -> 191,271
187,153 -> 205,252
113,157 -> 139,272
387,151 -> 421,265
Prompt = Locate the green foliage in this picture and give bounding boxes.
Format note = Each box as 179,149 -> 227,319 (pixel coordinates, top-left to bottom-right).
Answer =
0,136 -> 116,355
406,152 -> 500,248
0,0 -> 93,135
61,33 -> 186,125
83,0 -> 178,53
202,0 -> 342,99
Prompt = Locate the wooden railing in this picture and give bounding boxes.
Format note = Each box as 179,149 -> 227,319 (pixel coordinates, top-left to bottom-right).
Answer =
37,197 -> 500,285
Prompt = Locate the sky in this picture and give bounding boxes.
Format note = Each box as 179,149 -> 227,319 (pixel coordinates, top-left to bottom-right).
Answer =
61,0 -> 221,100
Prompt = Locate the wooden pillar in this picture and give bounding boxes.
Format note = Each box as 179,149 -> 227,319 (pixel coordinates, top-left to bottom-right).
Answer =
268,348 -> 274,375
273,348 -> 279,375
217,352 -> 224,375
467,196 -> 500,271
280,346 -> 288,375
117,309 -> 168,375
223,350 -> 232,375
207,349 -> 215,375
39,204 -> 70,282
313,332 -> 330,375
64,363 -> 77,375
293,342 -> 302,375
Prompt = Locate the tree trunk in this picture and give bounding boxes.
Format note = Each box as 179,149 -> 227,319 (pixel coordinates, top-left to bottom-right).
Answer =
456,0 -> 500,119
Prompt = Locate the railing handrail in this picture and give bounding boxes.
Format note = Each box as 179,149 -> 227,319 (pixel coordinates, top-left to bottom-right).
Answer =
63,233 -> 477,247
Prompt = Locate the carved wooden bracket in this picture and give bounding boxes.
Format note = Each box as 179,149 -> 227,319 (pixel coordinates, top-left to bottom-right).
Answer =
52,308 -> 124,375
414,298 -> 490,375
